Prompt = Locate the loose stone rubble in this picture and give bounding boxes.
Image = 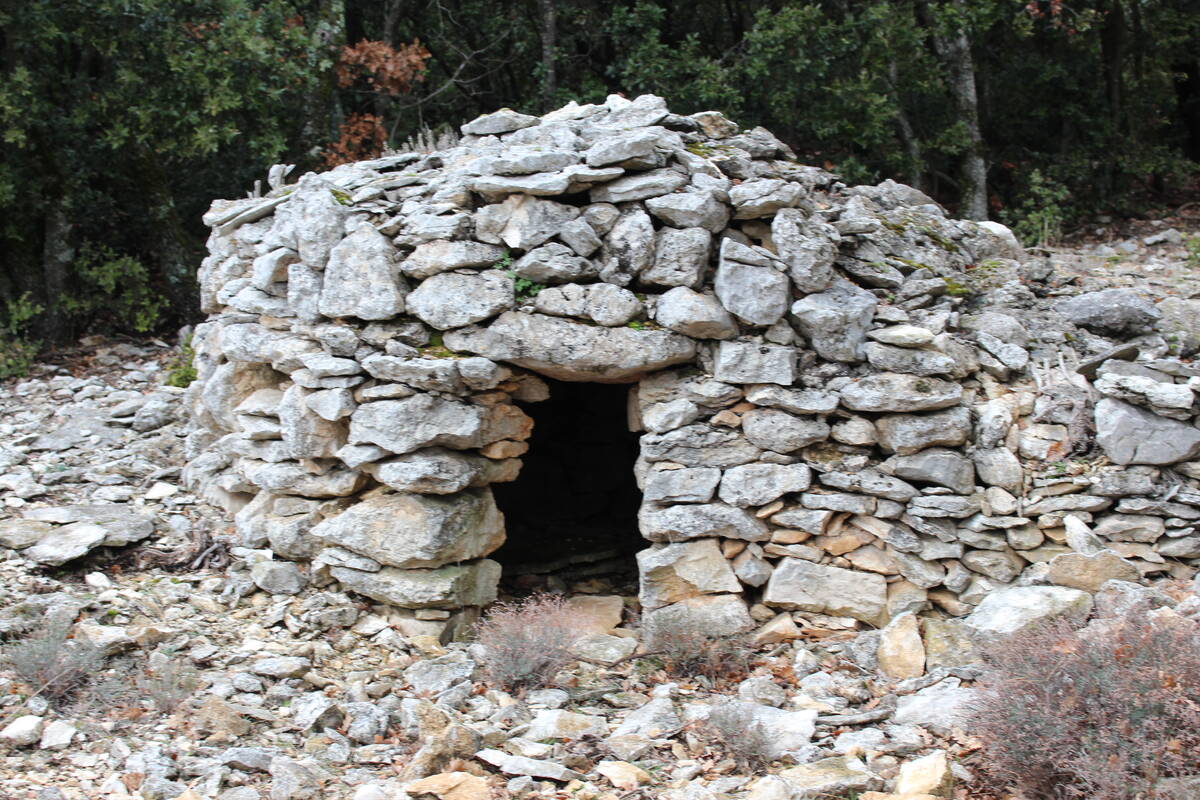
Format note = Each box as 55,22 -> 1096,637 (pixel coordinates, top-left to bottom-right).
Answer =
3,94 -> 1200,798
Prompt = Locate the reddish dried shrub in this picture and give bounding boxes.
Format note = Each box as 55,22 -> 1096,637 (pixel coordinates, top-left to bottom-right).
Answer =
968,611 -> 1200,800
474,594 -> 582,691
322,113 -> 387,167
335,39 -> 430,95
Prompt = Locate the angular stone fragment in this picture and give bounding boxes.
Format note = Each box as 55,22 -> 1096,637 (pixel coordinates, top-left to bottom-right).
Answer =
511,242 -> 597,284
477,195 -> 581,250
350,395 -> 489,455
1048,550 -> 1140,592
267,172 -> 348,269
746,385 -> 838,415
600,208 -> 655,284
590,168 -> 688,203
877,612 -> 925,679
406,270 -> 515,330
875,407 -> 972,456
730,178 -> 805,219
461,107 -> 538,135
712,341 -> 796,385
643,227 -> 712,288
640,502 -> 770,542
1094,398 -> 1200,465
645,191 -> 730,233
891,448 -> 975,494
742,409 -> 830,453
23,523 -> 106,566
444,312 -> 695,382
312,489 -> 504,568
330,560 -> 501,608
400,240 -> 507,280
718,463 -> 812,507
764,560 -> 888,625
368,448 -> 503,494
641,593 -> 754,638
790,280 -> 876,362
1054,288 -> 1160,336
638,539 -> 742,610
840,373 -> 962,413
319,223 -> 408,320
640,424 -> 760,467
865,343 -> 957,377
714,239 -> 790,326
964,585 -> 1093,636
772,208 -> 837,293
654,287 -> 737,339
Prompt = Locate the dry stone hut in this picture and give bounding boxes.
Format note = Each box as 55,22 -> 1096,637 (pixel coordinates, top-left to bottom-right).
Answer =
184,94 -> 1200,641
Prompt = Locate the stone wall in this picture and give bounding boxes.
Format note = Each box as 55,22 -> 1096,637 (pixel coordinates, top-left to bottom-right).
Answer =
183,94 -> 1200,640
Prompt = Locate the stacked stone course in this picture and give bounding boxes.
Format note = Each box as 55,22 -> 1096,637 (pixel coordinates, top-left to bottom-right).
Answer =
184,94 -> 1200,640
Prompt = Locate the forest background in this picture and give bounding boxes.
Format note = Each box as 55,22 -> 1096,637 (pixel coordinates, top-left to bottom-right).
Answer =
1,0 -> 1197,362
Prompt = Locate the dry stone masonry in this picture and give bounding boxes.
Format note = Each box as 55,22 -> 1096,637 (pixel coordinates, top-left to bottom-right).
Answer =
184,94 -> 1200,640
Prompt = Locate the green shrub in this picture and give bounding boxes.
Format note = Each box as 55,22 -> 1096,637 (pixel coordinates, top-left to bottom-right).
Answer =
0,292 -> 42,379
60,242 -> 167,334
1001,168 -> 1071,247
164,335 -> 197,388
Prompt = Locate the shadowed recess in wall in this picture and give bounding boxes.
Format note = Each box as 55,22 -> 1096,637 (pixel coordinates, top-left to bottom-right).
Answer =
490,379 -> 642,581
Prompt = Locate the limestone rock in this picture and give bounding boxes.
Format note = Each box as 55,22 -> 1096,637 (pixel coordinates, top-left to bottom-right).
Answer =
1094,398 -> 1200,465
319,223 -> 408,320
638,539 -> 742,610
877,612 -> 925,679
23,522 -> 106,566
1047,550 -> 1140,592
714,239 -> 790,326
896,750 -> 954,797
1054,288 -> 1160,336
645,192 -> 729,233
772,208 -> 837,293
742,409 -> 830,453
644,227 -> 712,287
764,560 -> 888,625
312,489 -> 504,569
330,560 -> 501,608
719,463 -> 812,507
712,341 -> 797,385
401,240 -> 507,280
349,395 -> 489,455
640,502 -> 770,542
444,312 -> 695,382
840,374 -> 963,413
875,408 -> 972,456
779,756 -> 881,797
964,585 -> 1093,637
654,287 -> 737,339
643,465 -> 722,503
406,271 -> 514,330
790,280 -> 876,362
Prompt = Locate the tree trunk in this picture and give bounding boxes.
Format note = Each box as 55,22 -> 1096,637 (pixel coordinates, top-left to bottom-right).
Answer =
888,58 -> 926,193
38,202 -> 74,344
919,0 -> 988,219
539,0 -> 557,110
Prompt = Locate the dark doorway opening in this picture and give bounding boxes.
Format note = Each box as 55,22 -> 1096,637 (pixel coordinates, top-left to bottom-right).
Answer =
490,379 -> 643,589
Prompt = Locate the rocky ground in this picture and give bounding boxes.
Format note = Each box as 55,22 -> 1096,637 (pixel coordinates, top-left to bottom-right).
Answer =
1,214 -> 1199,800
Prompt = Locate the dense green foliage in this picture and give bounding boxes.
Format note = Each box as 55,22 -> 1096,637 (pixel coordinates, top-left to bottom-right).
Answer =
1,0 -> 1197,350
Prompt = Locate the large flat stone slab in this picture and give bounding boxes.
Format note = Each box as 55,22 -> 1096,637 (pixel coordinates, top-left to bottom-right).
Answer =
444,311 -> 695,382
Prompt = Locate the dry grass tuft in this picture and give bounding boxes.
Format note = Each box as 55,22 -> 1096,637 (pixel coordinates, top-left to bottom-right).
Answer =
474,593 -> 584,691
